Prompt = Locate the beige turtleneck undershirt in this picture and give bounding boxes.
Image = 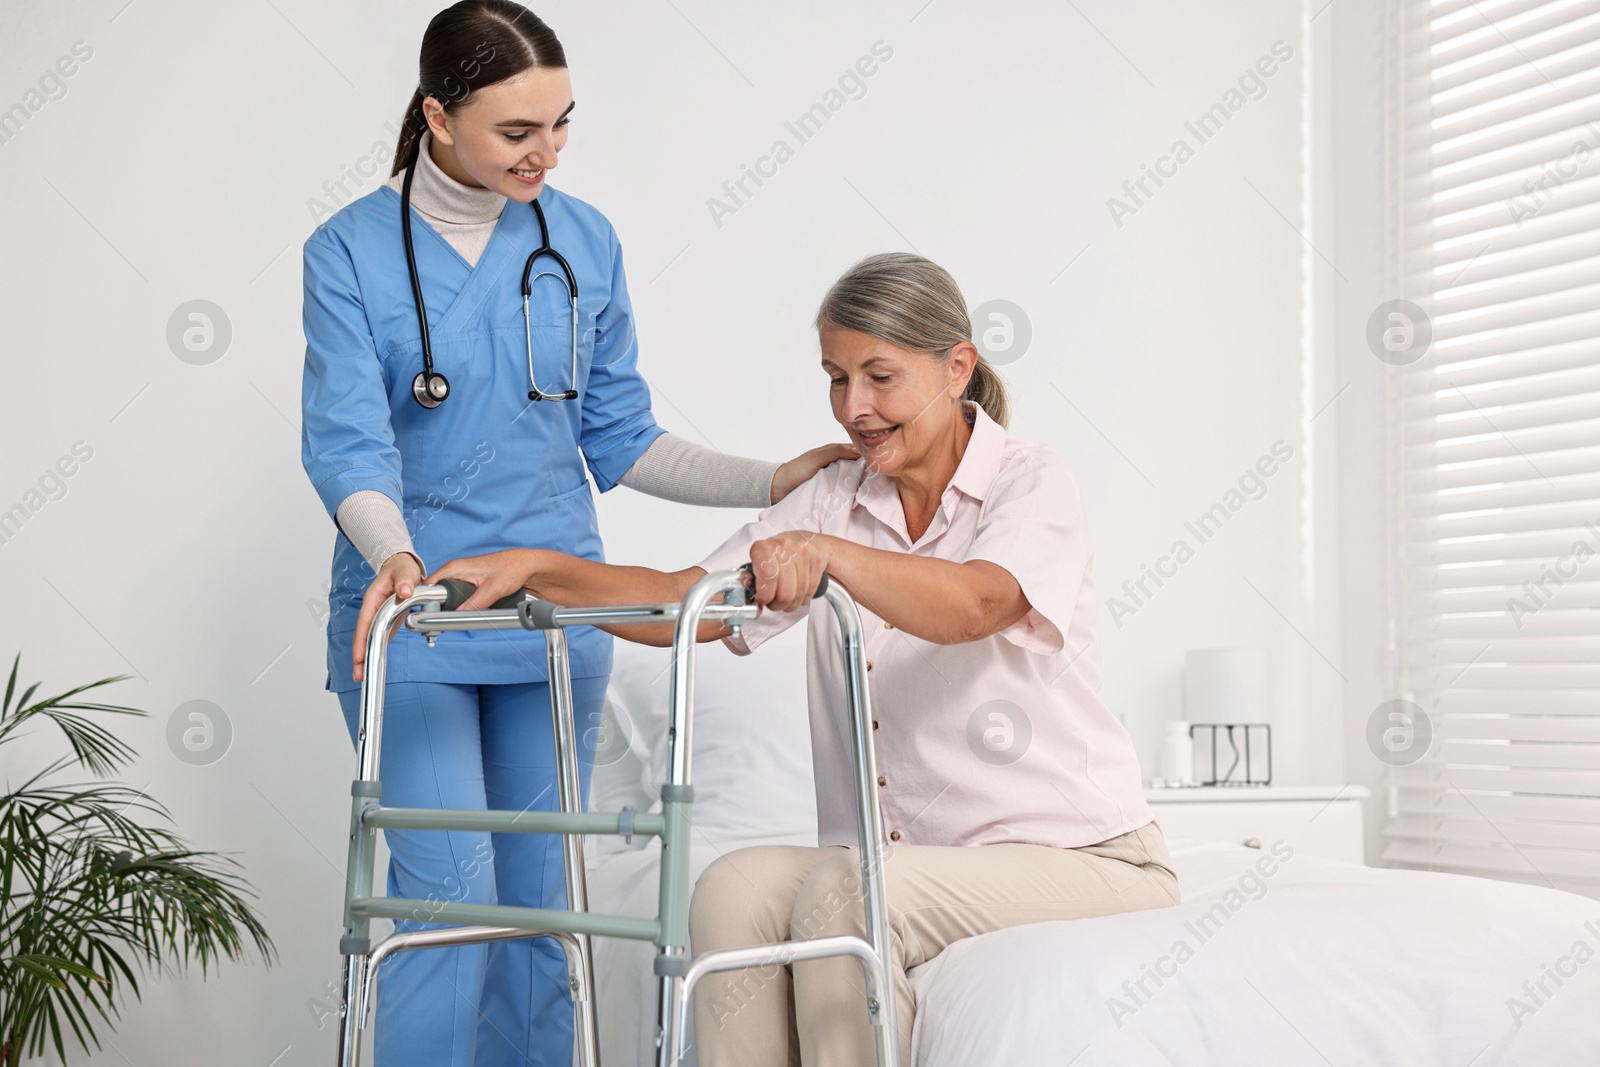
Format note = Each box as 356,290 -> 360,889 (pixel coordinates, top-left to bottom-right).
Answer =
333,130 -> 780,573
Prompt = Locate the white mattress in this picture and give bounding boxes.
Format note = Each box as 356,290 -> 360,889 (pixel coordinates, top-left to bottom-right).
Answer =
588,838 -> 1600,1066
908,838 -> 1600,1066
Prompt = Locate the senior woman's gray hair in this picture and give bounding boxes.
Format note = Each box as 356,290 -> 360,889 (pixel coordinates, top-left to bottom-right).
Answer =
814,252 -> 1010,428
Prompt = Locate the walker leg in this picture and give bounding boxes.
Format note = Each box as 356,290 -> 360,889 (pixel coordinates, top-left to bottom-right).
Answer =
652,790 -> 692,1067
655,581 -> 706,1067
872,990 -> 899,1067
337,952 -> 367,1067
820,580 -> 901,1067
337,791 -> 378,1067
339,602 -> 393,1067
338,783 -> 380,1066
656,973 -> 687,1067
545,628 -> 601,1067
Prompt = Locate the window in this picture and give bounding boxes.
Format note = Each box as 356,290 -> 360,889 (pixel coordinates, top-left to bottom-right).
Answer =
1386,0 -> 1600,897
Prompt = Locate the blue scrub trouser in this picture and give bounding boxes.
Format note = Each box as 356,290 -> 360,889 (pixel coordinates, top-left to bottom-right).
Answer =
338,677 -> 607,1067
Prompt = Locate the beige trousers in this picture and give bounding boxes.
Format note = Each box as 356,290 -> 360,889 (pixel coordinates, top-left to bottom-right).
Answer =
685,821 -> 1179,1067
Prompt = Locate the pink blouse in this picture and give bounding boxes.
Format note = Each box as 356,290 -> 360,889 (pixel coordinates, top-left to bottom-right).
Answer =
696,401 -> 1151,851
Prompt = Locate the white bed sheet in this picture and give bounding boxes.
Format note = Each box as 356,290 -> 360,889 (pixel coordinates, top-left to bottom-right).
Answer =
587,838 -> 1600,1066
907,838 -> 1600,1066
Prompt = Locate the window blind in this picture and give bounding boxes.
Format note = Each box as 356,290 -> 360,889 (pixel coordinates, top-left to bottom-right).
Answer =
1386,0 -> 1600,895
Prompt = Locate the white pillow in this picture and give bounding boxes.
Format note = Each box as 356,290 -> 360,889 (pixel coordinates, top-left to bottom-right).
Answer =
586,626 -> 817,861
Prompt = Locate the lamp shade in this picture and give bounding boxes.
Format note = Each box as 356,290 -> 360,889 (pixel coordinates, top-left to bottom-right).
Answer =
1184,648 -> 1270,725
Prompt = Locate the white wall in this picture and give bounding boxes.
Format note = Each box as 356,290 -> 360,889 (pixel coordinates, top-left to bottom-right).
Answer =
0,1 -> 1370,1062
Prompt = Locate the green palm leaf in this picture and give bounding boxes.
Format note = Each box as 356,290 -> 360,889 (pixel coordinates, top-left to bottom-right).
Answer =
0,655 -> 275,1067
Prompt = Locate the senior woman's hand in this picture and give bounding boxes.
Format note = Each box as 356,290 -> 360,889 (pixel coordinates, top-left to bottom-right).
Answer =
749,531 -> 833,613
426,549 -> 542,611
425,550 -> 544,607
771,443 -> 859,504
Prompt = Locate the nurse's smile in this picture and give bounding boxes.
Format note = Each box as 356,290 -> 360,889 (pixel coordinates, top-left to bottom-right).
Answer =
425,63 -> 573,201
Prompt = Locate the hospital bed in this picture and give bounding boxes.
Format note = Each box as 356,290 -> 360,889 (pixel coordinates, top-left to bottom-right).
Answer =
587,635 -> 1600,1067
332,568 -> 902,1067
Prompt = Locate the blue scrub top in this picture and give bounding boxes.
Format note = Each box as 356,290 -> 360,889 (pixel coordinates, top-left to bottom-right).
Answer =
301,182 -> 665,694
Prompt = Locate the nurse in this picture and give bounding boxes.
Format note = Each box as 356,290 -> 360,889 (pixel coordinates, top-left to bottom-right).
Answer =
299,4 -> 853,1065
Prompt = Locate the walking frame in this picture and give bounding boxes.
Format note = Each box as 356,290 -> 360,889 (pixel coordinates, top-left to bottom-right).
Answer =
335,567 -> 901,1067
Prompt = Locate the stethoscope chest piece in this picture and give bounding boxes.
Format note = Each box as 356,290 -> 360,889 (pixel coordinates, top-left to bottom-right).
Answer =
412,370 -> 450,409
400,144 -> 582,410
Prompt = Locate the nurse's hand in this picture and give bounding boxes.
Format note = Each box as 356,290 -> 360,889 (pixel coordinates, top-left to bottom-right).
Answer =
749,531 -> 831,613
352,552 -> 425,682
771,443 -> 860,504
426,549 -> 539,612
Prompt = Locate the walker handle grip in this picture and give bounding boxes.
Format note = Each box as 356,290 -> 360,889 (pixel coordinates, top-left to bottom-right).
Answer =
436,578 -> 529,612
737,562 -> 830,605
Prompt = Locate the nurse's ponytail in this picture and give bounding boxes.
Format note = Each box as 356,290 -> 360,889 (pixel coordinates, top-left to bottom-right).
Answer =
391,1 -> 567,176
815,252 -> 1010,429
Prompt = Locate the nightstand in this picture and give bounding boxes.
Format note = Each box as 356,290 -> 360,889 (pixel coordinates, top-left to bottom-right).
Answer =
1143,785 -> 1369,865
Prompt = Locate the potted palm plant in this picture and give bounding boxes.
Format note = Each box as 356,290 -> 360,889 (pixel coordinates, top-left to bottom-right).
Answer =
0,656 -> 275,1066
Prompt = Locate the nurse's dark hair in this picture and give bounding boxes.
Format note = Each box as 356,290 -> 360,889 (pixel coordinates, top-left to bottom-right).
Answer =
390,1 -> 566,176
815,252 -> 1010,428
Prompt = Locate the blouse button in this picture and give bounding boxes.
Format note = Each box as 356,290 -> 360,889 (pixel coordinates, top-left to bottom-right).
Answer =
866,661 -> 874,671
877,775 -> 886,787
872,719 -> 879,730
889,830 -> 902,842
883,621 -> 894,630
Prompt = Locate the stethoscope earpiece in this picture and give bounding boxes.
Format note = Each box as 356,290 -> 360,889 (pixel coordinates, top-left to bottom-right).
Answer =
413,371 -> 450,409
401,145 -> 581,410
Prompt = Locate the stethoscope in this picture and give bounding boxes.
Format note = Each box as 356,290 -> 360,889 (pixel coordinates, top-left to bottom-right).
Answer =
400,146 -> 580,409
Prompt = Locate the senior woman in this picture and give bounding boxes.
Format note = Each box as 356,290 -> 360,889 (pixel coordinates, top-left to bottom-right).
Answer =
431,252 -> 1179,1065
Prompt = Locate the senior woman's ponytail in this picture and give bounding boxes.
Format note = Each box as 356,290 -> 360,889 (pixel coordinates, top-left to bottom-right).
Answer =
391,1 -> 567,176
815,252 -> 1010,428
